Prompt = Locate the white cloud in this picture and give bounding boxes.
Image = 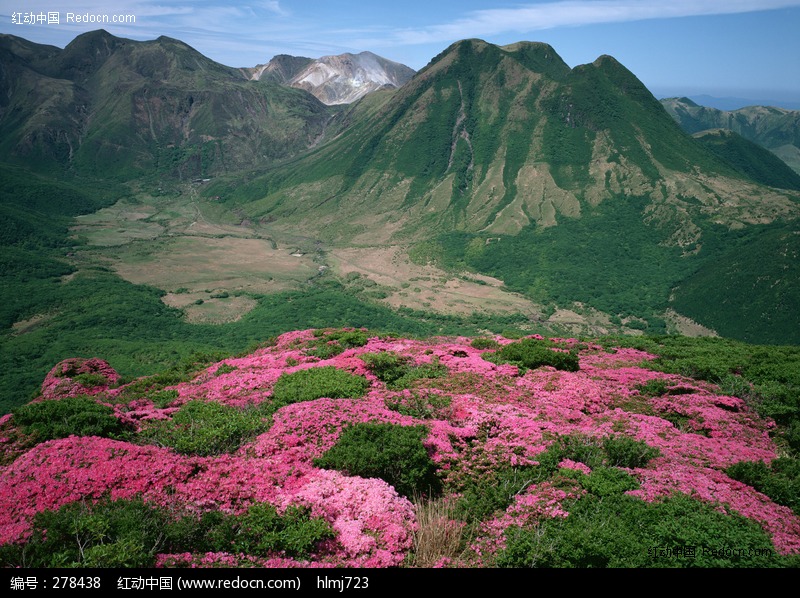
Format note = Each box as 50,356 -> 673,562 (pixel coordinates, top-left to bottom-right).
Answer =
353,0 -> 800,46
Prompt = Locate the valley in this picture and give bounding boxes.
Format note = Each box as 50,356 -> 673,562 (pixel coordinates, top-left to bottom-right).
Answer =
65,182 -> 690,338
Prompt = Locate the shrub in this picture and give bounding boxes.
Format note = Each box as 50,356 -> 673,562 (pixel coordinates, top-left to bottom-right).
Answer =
0,497 -> 334,567
304,329 -> 369,359
150,389 -> 179,408
548,434 -> 661,470
193,503 -> 334,559
601,435 -> 662,469
360,352 -> 448,390
213,363 -> 238,376
314,423 -> 441,499
635,378 -> 671,397
579,466 -> 639,496
0,497 -> 169,568
271,366 -> 369,405
483,338 -> 580,372
137,400 -> 272,456
71,373 -> 109,388
12,396 -> 130,442
495,492 -> 789,568
470,337 -> 500,350
455,465 -> 547,522
385,391 -> 452,420
727,457 -> 800,516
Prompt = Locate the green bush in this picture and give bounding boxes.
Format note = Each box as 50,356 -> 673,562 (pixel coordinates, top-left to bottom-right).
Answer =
483,338 -> 580,372
601,435 -> 662,469
314,423 -> 441,499
385,391 -> 452,420
455,465 -> 547,522
150,389 -> 179,408
635,378 -> 671,397
470,337 -> 500,350
546,434 -> 661,470
271,366 -> 369,405
0,497 -> 334,567
304,329 -> 370,359
495,492 -> 790,568
578,467 -> 639,496
206,503 -> 334,559
359,352 -> 448,390
12,396 -> 130,442
213,364 -> 238,376
0,497 -> 169,568
137,400 -> 272,456
71,373 -> 110,388
451,434 -> 659,524
727,457 -> 800,516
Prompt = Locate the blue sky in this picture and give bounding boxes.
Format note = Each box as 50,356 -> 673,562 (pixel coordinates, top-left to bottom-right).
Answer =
1,0 -> 799,104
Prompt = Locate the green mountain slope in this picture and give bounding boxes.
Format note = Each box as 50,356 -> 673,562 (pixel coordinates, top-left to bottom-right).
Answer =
208,39 -> 799,341
0,30 -> 337,179
660,97 -> 800,175
693,129 -> 800,191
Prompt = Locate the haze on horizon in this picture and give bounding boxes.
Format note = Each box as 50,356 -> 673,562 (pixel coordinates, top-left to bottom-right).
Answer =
1,0 -> 798,107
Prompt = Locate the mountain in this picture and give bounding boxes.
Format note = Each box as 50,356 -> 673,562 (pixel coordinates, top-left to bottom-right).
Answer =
1,328 -> 799,568
228,40 -> 797,243
660,97 -> 800,175
692,128 -> 800,191
0,30 -> 336,178
246,51 -> 416,105
205,39 -> 800,343
685,94 -> 800,112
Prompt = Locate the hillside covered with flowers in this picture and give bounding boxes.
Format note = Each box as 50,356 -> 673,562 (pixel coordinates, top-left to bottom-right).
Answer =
1,329 -> 799,568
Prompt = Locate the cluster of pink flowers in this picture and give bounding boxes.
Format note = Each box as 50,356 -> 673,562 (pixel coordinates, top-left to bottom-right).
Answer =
40,357 -> 120,400
1,328 -> 798,567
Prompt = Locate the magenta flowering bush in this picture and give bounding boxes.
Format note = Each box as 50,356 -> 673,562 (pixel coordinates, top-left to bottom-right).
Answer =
1,328 -> 798,567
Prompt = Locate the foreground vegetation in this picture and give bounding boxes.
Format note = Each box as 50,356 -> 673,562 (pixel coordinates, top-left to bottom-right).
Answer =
1,328 -> 798,568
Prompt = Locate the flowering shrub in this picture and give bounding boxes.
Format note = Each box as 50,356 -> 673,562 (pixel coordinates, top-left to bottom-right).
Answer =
1,329 -> 799,568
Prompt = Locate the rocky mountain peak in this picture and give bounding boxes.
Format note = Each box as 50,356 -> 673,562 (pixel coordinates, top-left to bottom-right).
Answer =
248,50 -> 415,105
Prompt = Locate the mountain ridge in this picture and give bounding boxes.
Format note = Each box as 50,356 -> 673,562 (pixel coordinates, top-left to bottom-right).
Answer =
660,96 -> 800,175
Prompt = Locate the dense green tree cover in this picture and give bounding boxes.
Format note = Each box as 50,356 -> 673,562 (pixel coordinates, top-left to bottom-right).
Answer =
671,221 -> 800,345
694,130 -> 800,191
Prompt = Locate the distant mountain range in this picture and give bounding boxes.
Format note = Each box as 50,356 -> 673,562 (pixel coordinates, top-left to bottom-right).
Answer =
210,38 -> 800,344
660,97 -> 800,175
680,94 -> 800,111
0,30 -> 414,178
